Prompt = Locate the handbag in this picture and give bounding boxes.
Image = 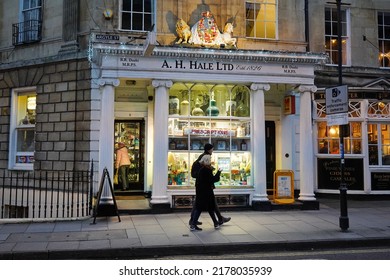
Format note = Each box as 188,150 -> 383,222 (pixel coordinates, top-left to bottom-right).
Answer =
113,169 -> 119,185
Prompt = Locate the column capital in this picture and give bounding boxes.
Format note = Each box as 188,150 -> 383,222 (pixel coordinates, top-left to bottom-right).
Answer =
298,84 -> 317,93
250,83 -> 270,91
152,80 -> 173,89
98,78 -> 120,87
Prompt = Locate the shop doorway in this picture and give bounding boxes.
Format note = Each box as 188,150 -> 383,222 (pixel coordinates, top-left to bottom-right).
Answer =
114,120 -> 145,195
265,121 -> 276,191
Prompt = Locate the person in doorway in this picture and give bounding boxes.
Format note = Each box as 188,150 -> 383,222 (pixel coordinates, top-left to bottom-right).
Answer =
189,143 -> 231,228
115,142 -> 131,191
190,154 -> 222,231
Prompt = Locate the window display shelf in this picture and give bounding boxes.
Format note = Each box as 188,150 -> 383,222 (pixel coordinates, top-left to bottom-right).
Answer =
167,83 -> 252,188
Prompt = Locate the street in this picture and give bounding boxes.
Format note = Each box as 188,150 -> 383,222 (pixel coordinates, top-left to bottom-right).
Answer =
152,246 -> 390,260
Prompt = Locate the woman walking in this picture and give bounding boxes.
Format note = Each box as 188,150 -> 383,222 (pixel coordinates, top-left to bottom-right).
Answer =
190,154 -> 222,231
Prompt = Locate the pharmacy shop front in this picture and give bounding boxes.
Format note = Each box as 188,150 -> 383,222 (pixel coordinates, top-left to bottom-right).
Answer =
93,46 -> 326,211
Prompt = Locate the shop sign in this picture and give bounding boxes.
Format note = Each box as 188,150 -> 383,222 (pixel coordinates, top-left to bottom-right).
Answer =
284,96 -> 295,115
107,56 -> 313,77
317,158 -> 363,190
371,172 -> 390,190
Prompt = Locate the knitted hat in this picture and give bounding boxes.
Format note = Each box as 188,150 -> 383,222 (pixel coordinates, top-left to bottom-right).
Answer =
204,143 -> 214,152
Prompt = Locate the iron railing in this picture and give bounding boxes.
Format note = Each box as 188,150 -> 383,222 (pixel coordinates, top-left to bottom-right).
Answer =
12,19 -> 42,46
0,163 -> 93,219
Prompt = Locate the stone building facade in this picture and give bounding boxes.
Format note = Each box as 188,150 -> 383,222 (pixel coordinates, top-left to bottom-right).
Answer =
0,1 -> 389,218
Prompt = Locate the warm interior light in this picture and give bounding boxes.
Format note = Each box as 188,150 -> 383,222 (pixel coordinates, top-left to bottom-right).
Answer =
329,127 -> 338,136
27,96 -> 36,110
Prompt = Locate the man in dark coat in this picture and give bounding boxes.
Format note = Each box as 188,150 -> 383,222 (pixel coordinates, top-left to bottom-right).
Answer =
190,154 -> 221,231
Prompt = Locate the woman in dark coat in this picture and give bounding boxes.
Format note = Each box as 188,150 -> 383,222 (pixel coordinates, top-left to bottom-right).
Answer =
190,154 -> 221,231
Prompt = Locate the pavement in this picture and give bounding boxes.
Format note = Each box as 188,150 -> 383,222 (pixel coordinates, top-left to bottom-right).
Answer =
0,197 -> 390,260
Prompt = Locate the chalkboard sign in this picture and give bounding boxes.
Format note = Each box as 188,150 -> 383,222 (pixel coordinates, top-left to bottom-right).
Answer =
371,172 -> 390,191
317,158 -> 364,190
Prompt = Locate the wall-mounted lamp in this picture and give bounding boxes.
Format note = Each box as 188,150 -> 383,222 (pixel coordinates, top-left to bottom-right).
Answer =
103,9 -> 113,20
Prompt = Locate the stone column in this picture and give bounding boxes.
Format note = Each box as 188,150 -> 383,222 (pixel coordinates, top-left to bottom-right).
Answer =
150,80 -> 172,211
59,0 -> 80,54
298,84 -> 319,210
97,78 -> 119,205
250,83 -> 271,211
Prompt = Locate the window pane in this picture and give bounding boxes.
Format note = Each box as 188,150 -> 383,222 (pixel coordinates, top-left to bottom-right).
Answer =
144,0 -> 152,13
123,1 -> 131,11
245,0 -> 276,39
122,12 -> 132,29
133,13 -> 143,30
133,1 -> 143,12
17,128 -> 35,152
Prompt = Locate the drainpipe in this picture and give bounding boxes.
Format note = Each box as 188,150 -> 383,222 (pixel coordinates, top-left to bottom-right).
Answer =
305,0 -> 310,52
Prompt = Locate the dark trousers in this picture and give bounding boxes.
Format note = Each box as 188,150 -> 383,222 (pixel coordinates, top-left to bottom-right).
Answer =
191,207 -> 218,226
118,165 -> 130,190
190,196 -> 223,223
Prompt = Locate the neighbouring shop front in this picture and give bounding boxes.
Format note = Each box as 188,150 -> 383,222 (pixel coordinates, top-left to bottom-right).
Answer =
314,80 -> 390,194
92,35 -> 327,211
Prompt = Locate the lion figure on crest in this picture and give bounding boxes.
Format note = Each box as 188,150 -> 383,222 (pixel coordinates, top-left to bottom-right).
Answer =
175,18 -> 191,44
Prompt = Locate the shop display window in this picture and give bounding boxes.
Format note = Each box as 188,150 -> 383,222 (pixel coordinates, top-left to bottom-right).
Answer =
368,123 -> 390,166
317,121 -> 362,155
167,83 -> 252,188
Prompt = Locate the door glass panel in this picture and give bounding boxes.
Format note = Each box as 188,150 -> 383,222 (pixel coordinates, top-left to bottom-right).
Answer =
114,121 -> 144,192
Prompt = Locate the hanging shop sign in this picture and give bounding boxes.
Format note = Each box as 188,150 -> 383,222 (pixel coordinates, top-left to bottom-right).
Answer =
284,96 -> 295,115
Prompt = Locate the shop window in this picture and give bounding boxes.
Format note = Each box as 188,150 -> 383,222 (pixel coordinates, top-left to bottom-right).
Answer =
317,122 -> 362,155
368,101 -> 390,117
168,83 -> 251,188
378,11 -> 390,68
119,0 -> 154,31
245,0 -> 277,39
325,6 -> 350,65
368,123 -> 390,166
9,87 -> 36,170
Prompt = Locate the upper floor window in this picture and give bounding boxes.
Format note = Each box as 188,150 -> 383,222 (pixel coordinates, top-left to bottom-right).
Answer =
13,0 -> 42,45
378,11 -> 390,68
9,87 -> 37,170
120,0 -> 154,31
325,6 -> 350,65
245,0 -> 277,39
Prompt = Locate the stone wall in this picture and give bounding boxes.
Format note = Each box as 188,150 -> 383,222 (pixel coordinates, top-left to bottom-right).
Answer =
0,58 -> 92,172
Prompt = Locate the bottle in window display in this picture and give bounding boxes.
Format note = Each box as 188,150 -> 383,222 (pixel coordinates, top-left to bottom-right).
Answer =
205,92 -> 219,116
169,96 -> 180,115
235,91 -> 249,117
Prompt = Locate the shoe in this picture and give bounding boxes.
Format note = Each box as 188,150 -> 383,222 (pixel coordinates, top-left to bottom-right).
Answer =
214,223 -> 220,229
189,219 -> 202,226
218,216 -> 231,225
190,225 -> 202,231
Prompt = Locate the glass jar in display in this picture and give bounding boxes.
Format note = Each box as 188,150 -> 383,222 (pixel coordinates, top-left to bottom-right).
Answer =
169,96 -> 179,115
206,99 -> 220,116
192,102 -> 204,116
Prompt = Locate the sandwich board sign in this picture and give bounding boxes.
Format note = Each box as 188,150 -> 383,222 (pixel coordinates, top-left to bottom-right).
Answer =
325,85 -> 348,125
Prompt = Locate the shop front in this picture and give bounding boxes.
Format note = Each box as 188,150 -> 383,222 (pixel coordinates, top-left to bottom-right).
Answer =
314,79 -> 390,195
92,38 -> 326,211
